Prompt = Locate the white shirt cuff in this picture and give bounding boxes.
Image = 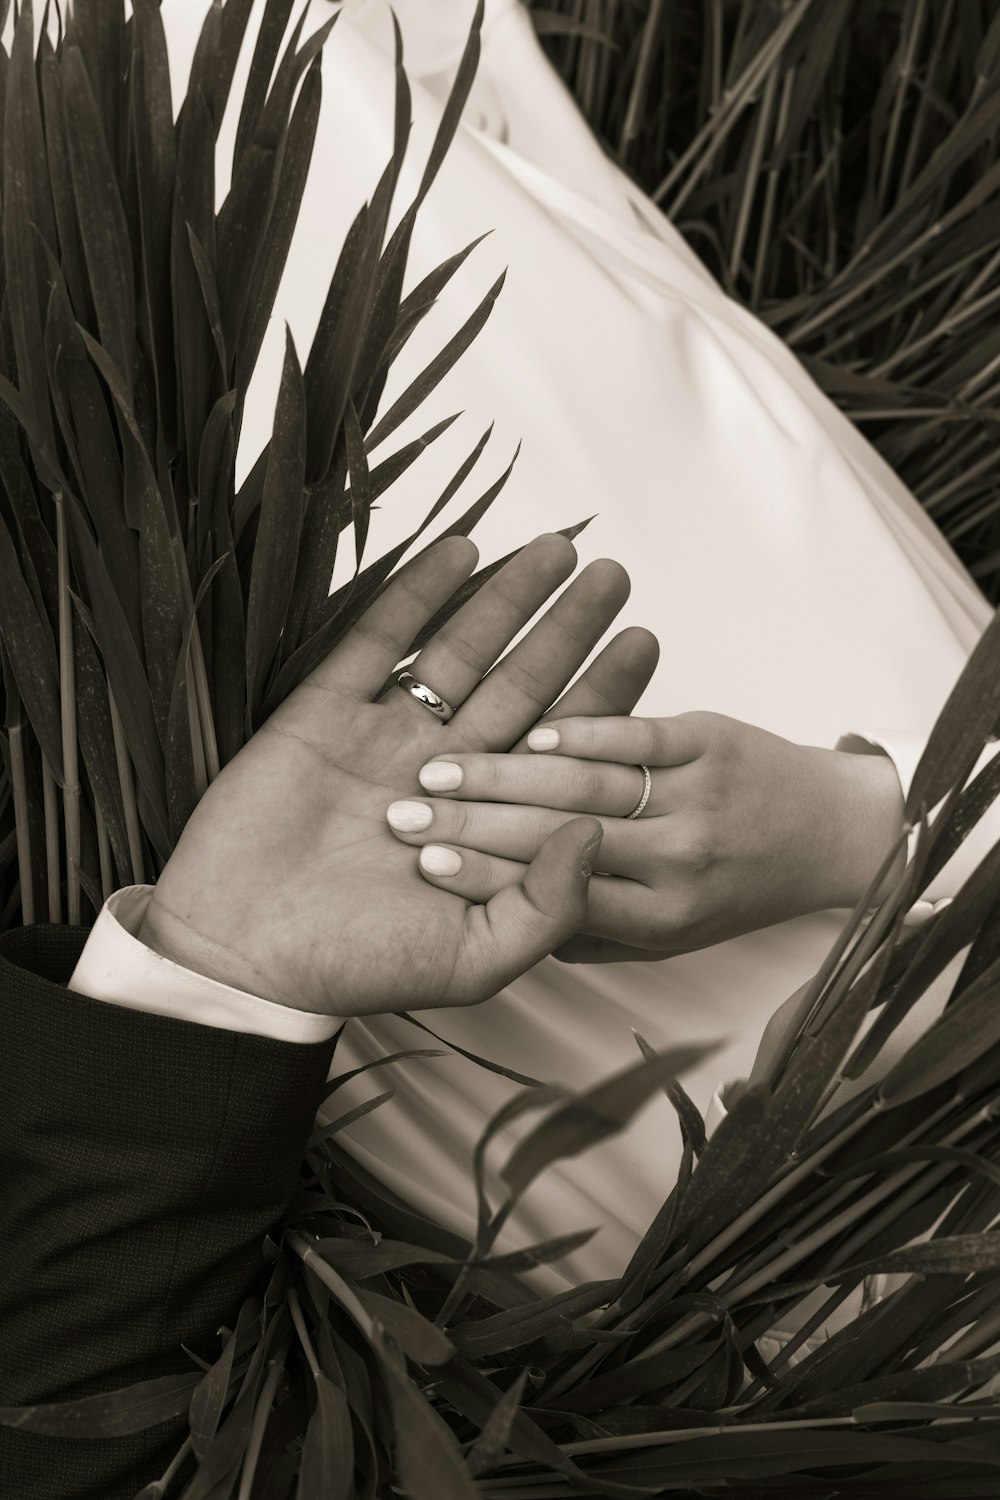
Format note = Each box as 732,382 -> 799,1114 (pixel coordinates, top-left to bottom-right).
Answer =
68,886 -> 341,1043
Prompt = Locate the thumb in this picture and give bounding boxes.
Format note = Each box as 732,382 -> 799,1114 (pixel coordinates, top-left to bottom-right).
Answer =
456,816 -> 602,1004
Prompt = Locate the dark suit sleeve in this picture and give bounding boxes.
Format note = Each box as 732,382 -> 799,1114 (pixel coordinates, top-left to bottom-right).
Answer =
0,923 -> 338,1500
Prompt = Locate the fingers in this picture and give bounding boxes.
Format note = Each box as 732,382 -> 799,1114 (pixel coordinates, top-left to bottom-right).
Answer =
413,751 -> 661,818
448,817 -> 604,1004
414,838 -> 661,953
394,534 -> 577,723
515,626 -> 660,749
386,795 -> 643,876
310,536 -> 479,699
453,559 -> 632,749
525,714 -> 705,766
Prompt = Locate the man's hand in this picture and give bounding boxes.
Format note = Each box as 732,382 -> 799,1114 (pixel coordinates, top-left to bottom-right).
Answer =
137,534 -> 658,1014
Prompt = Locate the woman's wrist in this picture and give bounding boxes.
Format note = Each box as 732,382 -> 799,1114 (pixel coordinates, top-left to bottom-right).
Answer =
811,747 -> 906,910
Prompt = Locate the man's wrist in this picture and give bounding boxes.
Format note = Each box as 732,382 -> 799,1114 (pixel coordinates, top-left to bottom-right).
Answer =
136,896 -> 297,1009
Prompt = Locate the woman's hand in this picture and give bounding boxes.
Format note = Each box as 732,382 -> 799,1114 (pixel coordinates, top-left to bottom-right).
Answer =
384,712 -> 906,960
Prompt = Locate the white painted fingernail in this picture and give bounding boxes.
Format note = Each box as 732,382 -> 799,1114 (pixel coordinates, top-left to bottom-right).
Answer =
528,727 -> 560,751
387,800 -> 433,832
420,845 -> 463,877
419,761 -> 462,792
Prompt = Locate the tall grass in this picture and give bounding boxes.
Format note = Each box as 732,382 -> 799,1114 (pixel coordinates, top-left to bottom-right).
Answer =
0,0 -> 522,932
1,4 -> 1000,1496
531,0 -> 1000,604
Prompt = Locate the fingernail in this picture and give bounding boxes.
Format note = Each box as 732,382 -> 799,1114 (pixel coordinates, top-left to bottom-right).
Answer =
528,727 -> 560,751
387,799 -> 433,832
420,845 -> 463,877
419,761 -> 462,792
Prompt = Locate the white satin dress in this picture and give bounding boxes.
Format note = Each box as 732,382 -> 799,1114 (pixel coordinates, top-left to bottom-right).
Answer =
162,0 -> 992,1288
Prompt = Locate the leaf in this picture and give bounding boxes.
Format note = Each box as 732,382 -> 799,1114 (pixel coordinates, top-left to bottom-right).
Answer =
67,506 -> 171,858
414,0 -> 484,208
0,509 -> 64,782
435,1359 -> 623,1495
137,456 -> 186,749
344,399 -> 371,573
246,328 -> 306,717
189,1298 -> 260,1460
907,606 -> 1000,818
72,617 -> 131,883
616,1138 -> 694,1311
501,1045 -> 717,1202
38,43 -> 92,337
451,1281 -> 615,1359
308,1089 -> 396,1149
380,1341 -> 481,1500
0,1372 -> 200,1437
185,0 -> 225,133
131,0 -> 178,449
186,223 -> 228,381
357,1289 -> 455,1366
320,1046 -> 450,1099
634,1029 -> 706,1153
171,88 -> 218,487
351,412 -> 462,507
847,840 -> 1000,1080
3,0 -> 57,456
555,1343 -> 721,1415
921,746 -> 1000,891
677,959 -> 881,1254
164,606 -> 199,844
302,201 -> 379,484
233,0 -> 295,169
310,1238 -> 459,1278
365,271 -> 507,454
834,1232 -> 1000,1282
480,1227 -> 600,1273
877,958 -> 1000,1105
297,1371 -> 353,1500
70,0 -> 125,163
399,1013 -> 545,1088
233,51 -> 323,415
42,273 -> 143,647
64,44 -> 135,392
466,1368 -> 530,1478
208,486 -> 246,771
782,1351 -> 1000,1420
830,1140 -> 1000,1192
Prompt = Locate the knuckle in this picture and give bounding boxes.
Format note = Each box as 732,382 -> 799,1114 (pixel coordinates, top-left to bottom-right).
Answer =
478,756 -> 507,799
672,818 -> 714,872
571,762 -> 615,810
635,717 -> 661,764
447,800 -> 470,841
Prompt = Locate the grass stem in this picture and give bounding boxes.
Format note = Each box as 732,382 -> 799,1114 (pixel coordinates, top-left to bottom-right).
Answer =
109,686 -> 146,886
95,803 -> 114,902
42,756 -> 61,923
55,495 -> 81,923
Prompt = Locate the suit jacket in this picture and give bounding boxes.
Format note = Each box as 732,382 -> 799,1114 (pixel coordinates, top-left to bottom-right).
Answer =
0,923 -> 337,1500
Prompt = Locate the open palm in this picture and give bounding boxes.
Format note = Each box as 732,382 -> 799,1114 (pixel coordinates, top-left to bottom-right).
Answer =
138,535 -> 658,1016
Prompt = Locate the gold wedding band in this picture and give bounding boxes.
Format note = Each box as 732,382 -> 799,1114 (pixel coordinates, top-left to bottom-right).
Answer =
625,763 -> 652,820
